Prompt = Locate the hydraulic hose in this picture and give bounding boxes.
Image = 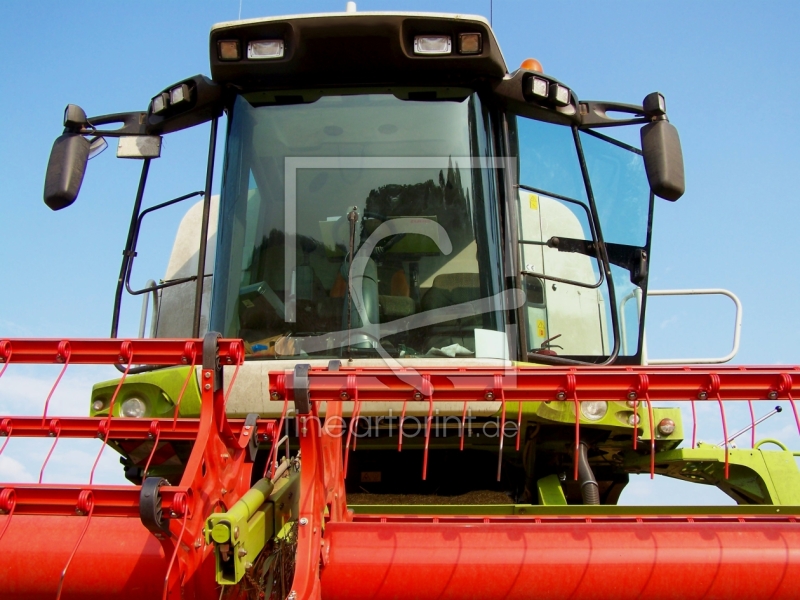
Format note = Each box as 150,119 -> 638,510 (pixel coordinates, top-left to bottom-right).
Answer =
577,442 -> 600,505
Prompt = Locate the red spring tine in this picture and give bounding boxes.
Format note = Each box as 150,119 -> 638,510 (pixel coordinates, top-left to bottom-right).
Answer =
422,397 -> 433,480
460,398 -> 469,451
55,490 -> 94,600
264,395 -> 289,479
350,376 -> 361,451
41,341 -> 71,426
779,374 -> 799,434
637,374 -> 654,478
223,340 -> 244,406
691,399 -> 698,449
564,371 -> 579,481
0,488 -> 16,545
171,342 -> 197,430
0,340 -> 11,379
398,398 -> 408,452
747,399 -> 757,448
0,419 -> 11,458
630,392 -> 638,451
162,492 -> 189,600
494,374 -> 506,482
646,398 -> 656,479
38,419 -> 62,483
89,341 -> 134,484
515,395 -> 523,452
343,375 -> 360,477
709,373 -> 730,479
142,420 -> 162,478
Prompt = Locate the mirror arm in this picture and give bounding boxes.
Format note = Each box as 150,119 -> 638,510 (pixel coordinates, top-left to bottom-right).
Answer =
579,100 -> 649,128
547,236 -> 648,285
74,111 -> 148,137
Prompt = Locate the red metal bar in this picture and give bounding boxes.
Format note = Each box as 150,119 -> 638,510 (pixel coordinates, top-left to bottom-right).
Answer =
0,338 -> 244,365
0,484 -> 191,517
0,416 -> 274,441
321,518 -> 800,600
267,365 -> 800,403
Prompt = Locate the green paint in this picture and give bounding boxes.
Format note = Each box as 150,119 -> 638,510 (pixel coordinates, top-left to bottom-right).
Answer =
537,474 -> 567,505
624,442 -> 800,505
90,366 -> 202,418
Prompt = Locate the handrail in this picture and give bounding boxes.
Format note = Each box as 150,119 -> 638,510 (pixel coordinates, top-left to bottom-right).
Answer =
620,288 -> 742,365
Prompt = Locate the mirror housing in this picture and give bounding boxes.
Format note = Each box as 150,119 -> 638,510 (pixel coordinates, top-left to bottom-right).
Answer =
640,93 -> 685,201
43,134 -> 90,211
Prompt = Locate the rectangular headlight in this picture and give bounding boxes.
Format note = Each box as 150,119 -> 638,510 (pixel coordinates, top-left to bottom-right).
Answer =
413,35 -> 452,55
247,40 -> 284,60
549,84 -> 570,107
170,84 -> 191,106
151,92 -> 170,115
529,77 -> 549,99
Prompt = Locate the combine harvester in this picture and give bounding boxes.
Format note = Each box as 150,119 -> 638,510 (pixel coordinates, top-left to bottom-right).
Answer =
3,6 -> 800,599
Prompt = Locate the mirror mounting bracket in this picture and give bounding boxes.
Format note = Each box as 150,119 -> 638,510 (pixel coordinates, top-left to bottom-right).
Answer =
547,236 -> 648,285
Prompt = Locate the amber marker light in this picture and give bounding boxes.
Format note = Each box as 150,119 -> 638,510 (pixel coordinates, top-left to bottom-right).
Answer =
520,58 -> 544,72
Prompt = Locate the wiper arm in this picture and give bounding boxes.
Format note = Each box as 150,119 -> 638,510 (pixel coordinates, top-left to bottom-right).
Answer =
547,236 -> 648,285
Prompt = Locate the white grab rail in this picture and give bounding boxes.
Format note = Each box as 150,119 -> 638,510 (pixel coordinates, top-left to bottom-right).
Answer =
621,288 -> 742,365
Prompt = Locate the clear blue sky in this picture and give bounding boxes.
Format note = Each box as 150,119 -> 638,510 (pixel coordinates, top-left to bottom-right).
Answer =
0,1 -> 799,500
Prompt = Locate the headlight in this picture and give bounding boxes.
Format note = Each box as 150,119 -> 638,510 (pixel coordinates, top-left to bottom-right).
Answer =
121,397 -> 147,418
91,399 -> 105,412
580,401 -> 608,421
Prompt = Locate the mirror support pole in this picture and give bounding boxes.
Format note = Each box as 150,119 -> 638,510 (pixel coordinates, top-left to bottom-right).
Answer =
193,117 -> 219,338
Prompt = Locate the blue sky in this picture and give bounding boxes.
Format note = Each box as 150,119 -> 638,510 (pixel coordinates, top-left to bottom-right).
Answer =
0,1 -> 799,501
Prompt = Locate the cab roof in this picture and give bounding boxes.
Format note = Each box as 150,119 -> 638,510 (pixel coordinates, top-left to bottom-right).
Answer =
209,12 -> 508,90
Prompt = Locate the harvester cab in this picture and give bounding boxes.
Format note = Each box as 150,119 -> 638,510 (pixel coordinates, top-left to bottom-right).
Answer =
2,8 -> 800,600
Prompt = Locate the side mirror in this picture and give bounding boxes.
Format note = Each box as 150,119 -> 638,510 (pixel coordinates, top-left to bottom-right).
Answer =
43,133 -> 90,211
640,93 -> 685,201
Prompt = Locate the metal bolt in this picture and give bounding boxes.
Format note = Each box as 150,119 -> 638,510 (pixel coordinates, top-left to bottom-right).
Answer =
299,517 -> 309,526
270,391 -> 280,401
221,488 -> 228,495
234,526 -> 239,539
287,592 -> 297,600
558,472 -> 567,482
246,562 -> 253,570
697,390 -> 708,400
484,391 -> 495,401
204,383 -> 211,391
340,391 -> 350,401
195,538 -> 203,549
555,391 -> 566,401
413,391 -> 423,401
768,390 -> 779,400
237,548 -> 248,558
181,357 -> 189,364
204,372 -> 211,379
627,391 -> 637,402
118,356 -> 125,364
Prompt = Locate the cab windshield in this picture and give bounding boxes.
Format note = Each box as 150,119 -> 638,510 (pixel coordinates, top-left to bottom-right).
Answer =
211,91 -> 506,359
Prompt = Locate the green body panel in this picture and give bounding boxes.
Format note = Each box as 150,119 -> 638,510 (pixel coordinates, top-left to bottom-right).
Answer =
537,474 -> 567,506
624,442 -> 800,505
90,366 -> 202,418
205,467 -> 300,585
